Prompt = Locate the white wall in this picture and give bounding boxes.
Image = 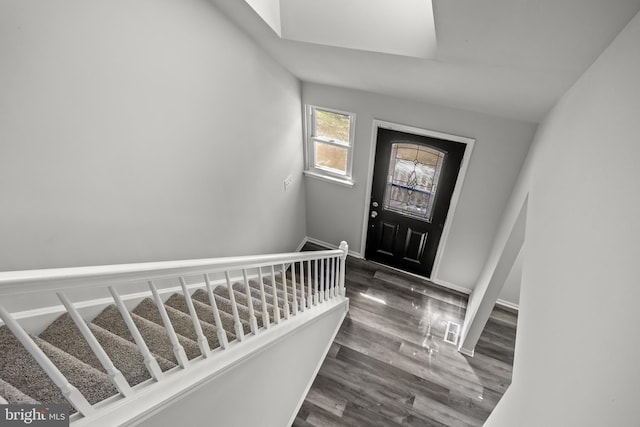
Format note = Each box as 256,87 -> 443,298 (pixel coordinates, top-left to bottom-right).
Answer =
134,303 -> 346,427
280,0 -> 436,58
0,0 -> 306,271
244,0 -> 281,36
486,10 -> 640,426
498,246 -> 522,307
302,83 -> 537,290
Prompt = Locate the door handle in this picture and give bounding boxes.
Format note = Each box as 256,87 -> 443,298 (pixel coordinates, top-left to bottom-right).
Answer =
370,211 -> 378,218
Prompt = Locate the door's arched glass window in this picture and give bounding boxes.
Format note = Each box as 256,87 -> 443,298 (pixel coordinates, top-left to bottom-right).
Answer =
383,142 -> 446,222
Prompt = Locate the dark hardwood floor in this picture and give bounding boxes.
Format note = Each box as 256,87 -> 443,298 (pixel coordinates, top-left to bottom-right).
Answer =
293,251 -> 517,427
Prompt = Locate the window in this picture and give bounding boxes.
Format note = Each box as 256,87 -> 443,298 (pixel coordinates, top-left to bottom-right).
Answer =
304,105 -> 355,185
383,142 -> 445,222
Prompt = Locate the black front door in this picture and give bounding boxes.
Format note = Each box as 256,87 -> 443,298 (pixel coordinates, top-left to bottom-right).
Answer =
365,127 -> 466,278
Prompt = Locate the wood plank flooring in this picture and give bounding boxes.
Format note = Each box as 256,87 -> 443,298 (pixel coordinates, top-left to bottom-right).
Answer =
293,253 -> 517,427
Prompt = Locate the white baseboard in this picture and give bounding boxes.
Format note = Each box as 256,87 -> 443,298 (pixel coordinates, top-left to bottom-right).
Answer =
458,346 -> 475,357
429,278 -> 472,295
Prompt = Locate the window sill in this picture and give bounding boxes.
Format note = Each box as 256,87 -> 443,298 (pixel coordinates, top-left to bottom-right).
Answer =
303,170 -> 354,188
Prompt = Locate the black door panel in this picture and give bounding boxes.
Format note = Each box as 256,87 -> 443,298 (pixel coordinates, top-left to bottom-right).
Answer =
365,128 -> 466,278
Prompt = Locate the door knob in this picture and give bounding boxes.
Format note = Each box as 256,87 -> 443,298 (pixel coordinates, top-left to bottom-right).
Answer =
370,211 -> 378,218
372,201 -> 379,208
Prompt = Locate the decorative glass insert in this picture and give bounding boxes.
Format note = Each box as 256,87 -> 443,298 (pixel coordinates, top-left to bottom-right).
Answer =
383,142 -> 446,222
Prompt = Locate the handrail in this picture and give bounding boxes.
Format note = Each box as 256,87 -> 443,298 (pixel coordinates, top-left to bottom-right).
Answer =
0,249 -> 345,294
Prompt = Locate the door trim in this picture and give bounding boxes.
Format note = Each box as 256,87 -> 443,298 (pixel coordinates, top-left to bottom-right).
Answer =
360,120 -> 476,280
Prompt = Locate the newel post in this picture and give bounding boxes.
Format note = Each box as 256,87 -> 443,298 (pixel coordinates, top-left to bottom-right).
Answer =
339,241 -> 348,297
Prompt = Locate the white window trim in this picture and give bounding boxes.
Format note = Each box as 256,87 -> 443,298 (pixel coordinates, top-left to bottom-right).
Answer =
304,105 -> 356,185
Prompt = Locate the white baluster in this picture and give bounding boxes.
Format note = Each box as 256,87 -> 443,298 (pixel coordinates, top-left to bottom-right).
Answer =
291,263 -> 298,315
0,304 -> 94,416
314,259 -> 319,305
299,262 -> 306,313
179,277 -> 210,358
148,281 -> 189,368
331,258 -> 336,299
339,240 -> 349,297
257,268 -> 270,329
281,264 -> 290,320
328,258 -> 334,300
307,260 -> 312,309
204,274 -> 230,349
319,258 -> 325,304
270,265 -> 281,324
333,256 -> 339,298
57,293 -> 132,397
242,269 -> 259,333
336,256 -> 341,298
225,271 -> 246,339
326,258 -> 331,301
330,258 -> 335,299
339,241 -> 349,296
108,287 -> 163,381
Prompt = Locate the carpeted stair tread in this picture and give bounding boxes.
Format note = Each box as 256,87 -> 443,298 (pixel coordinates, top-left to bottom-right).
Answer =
40,312 -> 176,387
93,305 -> 200,363
132,298 -> 220,350
164,294 -> 236,341
239,280 -> 279,307
0,326 -> 71,409
191,289 -> 251,334
89,323 -> 176,381
265,275 -> 335,305
211,285 -> 268,326
39,313 -> 106,376
230,280 -> 293,316
263,277 -> 306,304
229,283 -> 279,323
0,378 -> 40,404
34,336 -> 118,405
0,326 -> 118,411
248,279 -> 304,309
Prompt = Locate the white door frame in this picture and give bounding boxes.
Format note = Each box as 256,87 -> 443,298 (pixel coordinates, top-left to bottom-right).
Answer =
360,119 -> 476,281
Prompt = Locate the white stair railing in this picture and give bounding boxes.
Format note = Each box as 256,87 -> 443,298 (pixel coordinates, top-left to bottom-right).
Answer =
179,277 -> 211,358
269,265 -> 281,325
57,292 -> 133,397
256,268 -> 270,328
280,264 -> 290,320
204,273 -> 230,349
299,262 -> 306,313
242,269 -> 259,333
108,286 -> 164,381
225,271 -> 246,340
0,242 -> 349,425
148,280 -> 189,368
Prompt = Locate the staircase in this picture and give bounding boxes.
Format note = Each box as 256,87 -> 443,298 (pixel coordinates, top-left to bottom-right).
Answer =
0,242 -> 349,426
